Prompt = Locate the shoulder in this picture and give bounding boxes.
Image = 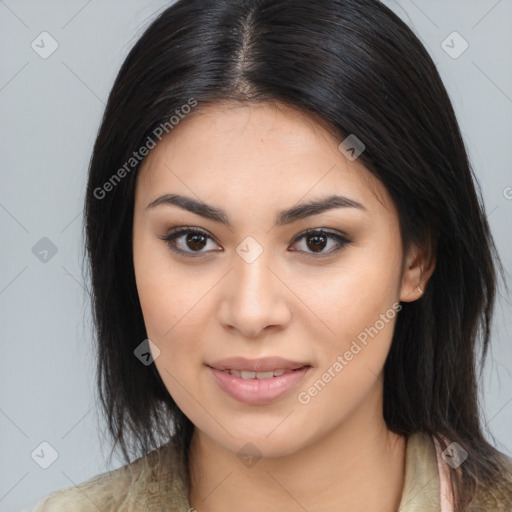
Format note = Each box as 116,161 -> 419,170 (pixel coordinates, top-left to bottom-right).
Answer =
409,432 -> 512,510
27,463 -> 134,512
28,441 -> 190,511
473,448 -> 512,511
439,437 -> 512,511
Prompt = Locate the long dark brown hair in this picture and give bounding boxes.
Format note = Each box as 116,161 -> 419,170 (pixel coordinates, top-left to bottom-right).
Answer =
83,0 -> 512,509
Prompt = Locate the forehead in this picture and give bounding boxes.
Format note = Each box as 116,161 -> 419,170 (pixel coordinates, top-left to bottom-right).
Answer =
135,101 -> 392,216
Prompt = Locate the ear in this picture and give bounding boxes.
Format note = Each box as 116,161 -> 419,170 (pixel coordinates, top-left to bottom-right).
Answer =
399,240 -> 436,303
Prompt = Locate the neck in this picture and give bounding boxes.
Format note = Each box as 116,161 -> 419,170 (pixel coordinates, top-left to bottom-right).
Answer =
187,391 -> 406,512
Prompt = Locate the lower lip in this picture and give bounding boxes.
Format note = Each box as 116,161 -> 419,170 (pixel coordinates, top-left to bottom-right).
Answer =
208,366 -> 312,405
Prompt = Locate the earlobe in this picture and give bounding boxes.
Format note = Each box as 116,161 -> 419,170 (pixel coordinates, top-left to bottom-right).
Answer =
400,244 -> 435,303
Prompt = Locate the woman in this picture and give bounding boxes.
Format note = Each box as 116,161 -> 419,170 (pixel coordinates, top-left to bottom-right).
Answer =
30,0 -> 512,510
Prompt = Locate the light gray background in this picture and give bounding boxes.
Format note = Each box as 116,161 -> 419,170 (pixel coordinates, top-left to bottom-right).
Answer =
1,1 -> 511,510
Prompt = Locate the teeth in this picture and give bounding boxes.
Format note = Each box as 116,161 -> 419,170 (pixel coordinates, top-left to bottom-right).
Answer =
225,369 -> 292,379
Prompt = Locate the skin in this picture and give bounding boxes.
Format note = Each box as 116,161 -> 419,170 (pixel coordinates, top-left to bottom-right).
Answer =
132,100 -> 434,512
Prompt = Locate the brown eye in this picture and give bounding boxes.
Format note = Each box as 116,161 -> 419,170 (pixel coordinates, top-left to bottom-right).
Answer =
290,229 -> 351,256
185,232 -> 208,251
306,233 -> 328,252
160,227 -> 221,257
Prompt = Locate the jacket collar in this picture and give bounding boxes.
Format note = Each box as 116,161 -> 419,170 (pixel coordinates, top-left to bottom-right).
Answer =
398,432 -> 442,510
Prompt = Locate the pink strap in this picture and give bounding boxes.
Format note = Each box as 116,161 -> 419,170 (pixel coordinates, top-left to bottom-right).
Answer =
433,436 -> 455,512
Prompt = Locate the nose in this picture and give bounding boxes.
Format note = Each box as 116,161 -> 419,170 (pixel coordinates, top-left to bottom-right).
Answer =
217,250 -> 292,338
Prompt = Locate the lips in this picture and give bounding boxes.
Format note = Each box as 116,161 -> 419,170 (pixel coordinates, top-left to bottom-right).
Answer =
208,364 -> 312,405
208,356 -> 311,373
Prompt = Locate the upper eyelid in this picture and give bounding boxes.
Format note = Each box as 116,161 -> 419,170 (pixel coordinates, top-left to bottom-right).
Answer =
164,226 -> 348,241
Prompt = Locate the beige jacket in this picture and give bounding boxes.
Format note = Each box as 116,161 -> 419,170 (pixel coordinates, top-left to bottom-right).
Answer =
27,432 -> 508,511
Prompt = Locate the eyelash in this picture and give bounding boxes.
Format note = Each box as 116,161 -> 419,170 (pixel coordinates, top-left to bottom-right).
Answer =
158,226 -> 352,259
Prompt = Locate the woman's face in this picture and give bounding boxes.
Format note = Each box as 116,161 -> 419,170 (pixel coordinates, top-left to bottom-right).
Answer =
132,101 -> 425,458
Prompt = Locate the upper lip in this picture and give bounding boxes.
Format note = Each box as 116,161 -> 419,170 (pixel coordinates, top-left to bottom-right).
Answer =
208,357 -> 311,373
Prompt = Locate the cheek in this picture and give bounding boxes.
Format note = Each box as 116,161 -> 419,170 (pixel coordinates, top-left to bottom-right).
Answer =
293,248 -> 401,345
293,241 -> 401,402
133,228 -> 194,340
136,279 -> 204,373
134,253 -> 205,407
296,312 -> 398,422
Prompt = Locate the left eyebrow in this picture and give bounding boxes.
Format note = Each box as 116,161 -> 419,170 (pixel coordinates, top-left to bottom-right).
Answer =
145,193 -> 366,228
